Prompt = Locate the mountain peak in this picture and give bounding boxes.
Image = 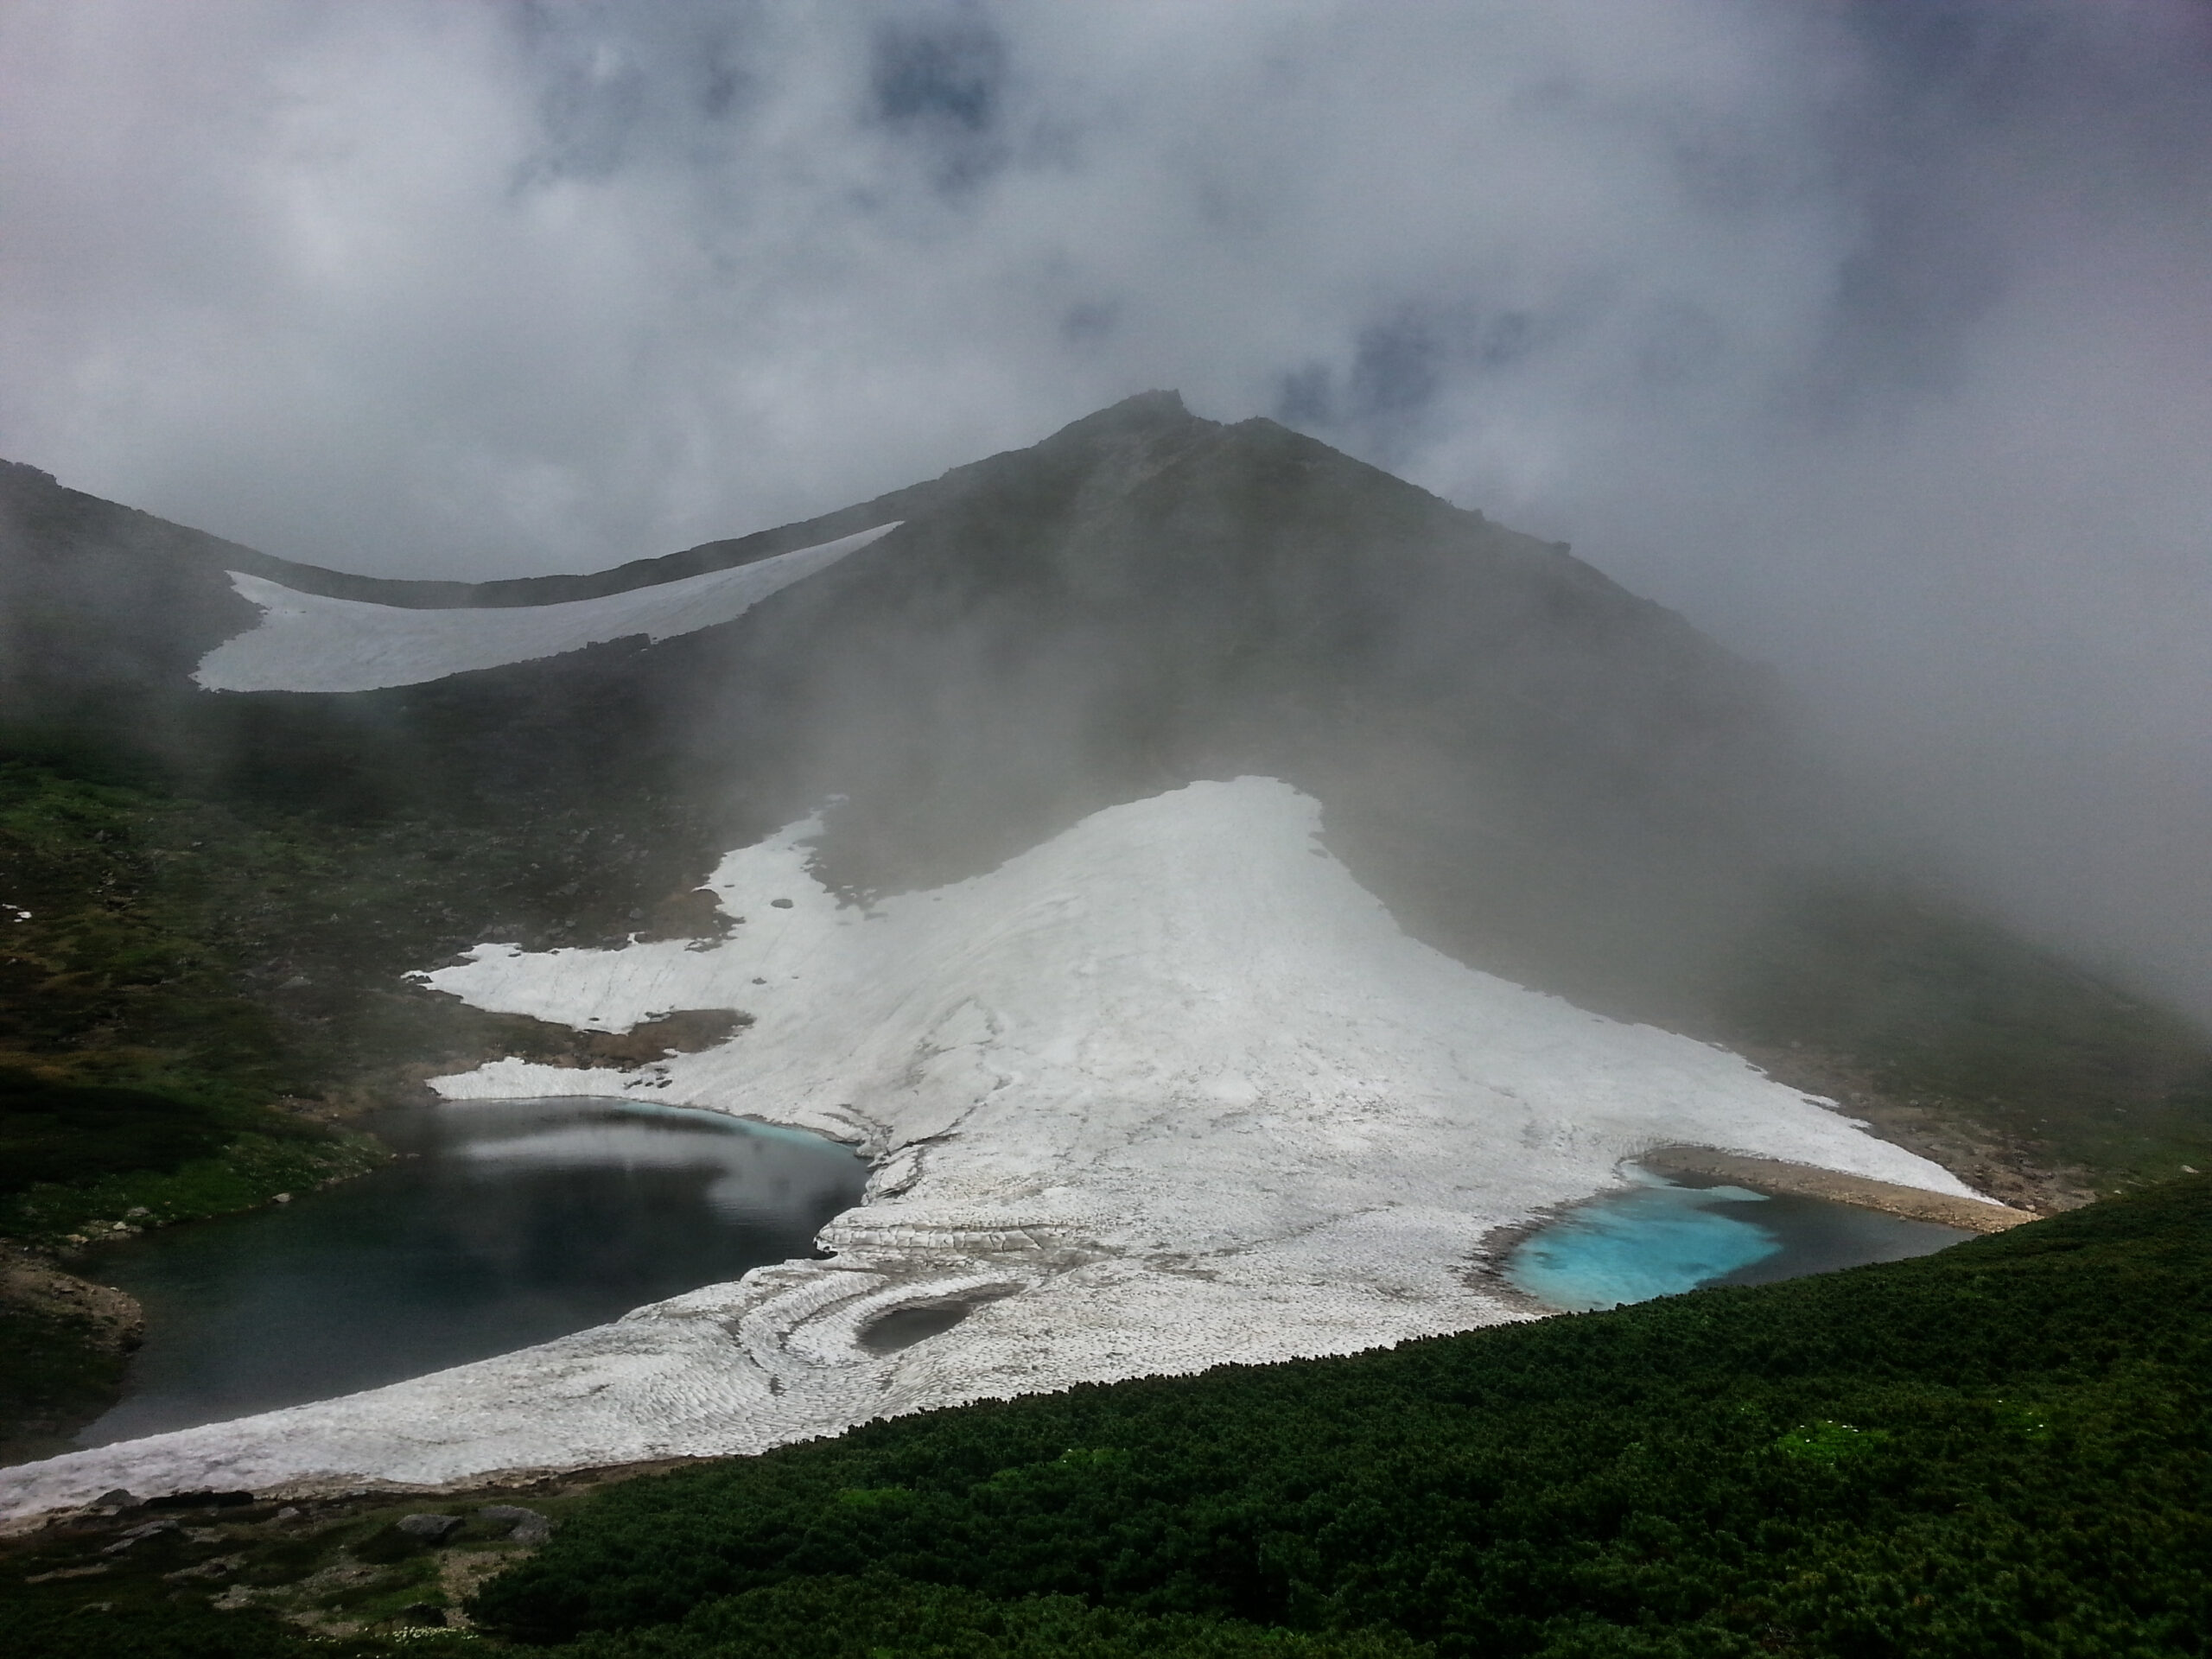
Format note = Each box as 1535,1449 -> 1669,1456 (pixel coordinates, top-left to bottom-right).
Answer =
1046,387 -> 1198,439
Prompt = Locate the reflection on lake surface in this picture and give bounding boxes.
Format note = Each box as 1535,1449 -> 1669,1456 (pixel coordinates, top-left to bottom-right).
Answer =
78,1099 -> 868,1446
1506,1168 -> 1973,1313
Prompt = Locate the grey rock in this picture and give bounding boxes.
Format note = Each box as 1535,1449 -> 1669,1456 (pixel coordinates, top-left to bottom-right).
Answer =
395,1512 -> 465,1544
99,1518 -> 180,1554
479,1503 -> 553,1544
163,1555 -> 241,1583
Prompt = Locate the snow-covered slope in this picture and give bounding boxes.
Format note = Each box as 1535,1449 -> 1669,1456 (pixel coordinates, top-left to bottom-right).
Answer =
0,778 -> 1984,1516
193,523 -> 897,693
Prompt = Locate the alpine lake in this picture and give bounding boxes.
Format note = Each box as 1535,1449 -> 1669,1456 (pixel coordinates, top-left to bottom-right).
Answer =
1505,1167 -> 1974,1313
76,1098 -> 868,1446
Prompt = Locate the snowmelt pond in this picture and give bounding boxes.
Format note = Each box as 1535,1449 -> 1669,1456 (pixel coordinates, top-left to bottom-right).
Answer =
76,1099 -> 867,1446
1505,1168 -> 1974,1313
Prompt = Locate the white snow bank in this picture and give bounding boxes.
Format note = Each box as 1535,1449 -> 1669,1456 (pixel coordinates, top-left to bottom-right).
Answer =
0,778 -> 1984,1516
193,523 -> 898,693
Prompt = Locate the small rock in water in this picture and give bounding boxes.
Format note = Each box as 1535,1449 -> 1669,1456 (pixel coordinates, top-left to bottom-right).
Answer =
396,1513 -> 465,1544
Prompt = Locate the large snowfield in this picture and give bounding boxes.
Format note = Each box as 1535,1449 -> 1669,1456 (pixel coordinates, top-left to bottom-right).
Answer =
192,522 -> 898,693
0,777 -> 1993,1518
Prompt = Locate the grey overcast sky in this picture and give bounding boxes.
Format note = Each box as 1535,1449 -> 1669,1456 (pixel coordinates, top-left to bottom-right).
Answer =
3,1 -> 2210,1013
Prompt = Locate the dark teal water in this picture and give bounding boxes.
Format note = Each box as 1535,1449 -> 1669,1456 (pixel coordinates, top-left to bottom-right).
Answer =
1505,1170 -> 1973,1312
77,1099 -> 867,1446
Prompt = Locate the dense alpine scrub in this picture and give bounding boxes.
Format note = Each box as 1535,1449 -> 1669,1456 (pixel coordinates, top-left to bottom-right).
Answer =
465,1178 -> 2211,1658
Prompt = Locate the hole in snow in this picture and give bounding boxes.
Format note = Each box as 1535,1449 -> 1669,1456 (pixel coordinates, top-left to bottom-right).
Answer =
857,1293 -> 1007,1355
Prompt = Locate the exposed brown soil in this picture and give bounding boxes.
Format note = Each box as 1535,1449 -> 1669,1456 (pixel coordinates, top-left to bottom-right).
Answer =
0,1253 -> 143,1351
0,1247 -> 143,1464
633,886 -> 734,942
564,1007 -> 751,1067
0,1462 -> 707,1637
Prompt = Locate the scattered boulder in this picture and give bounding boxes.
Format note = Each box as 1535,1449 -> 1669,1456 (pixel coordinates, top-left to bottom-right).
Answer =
22,1564 -> 110,1585
163,1554 -> 240,1583
396,1512 -> 465,1544
478,1503 -> 553,1544
99,1518 -> 179,1554
144,1488 -> 253,1510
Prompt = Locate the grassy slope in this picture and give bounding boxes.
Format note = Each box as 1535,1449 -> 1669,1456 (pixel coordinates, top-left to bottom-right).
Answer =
0,734 -> 746,1242
1722,877 -> 2212,1194
0,750 -> 391,1240
0,735 -> 738,1448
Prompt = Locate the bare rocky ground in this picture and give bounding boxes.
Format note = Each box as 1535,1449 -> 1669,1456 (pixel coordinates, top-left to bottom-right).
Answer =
0,1249 -> 143,1467
0,1460 -> 686,1637
0,1253 -> 142,1350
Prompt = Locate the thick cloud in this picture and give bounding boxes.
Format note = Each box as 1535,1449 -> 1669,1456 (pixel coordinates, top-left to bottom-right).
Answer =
3,0 -> 2209,1012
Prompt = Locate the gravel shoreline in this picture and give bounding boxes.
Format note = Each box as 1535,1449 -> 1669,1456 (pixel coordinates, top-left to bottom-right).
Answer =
1636,1146 -> 2034,1232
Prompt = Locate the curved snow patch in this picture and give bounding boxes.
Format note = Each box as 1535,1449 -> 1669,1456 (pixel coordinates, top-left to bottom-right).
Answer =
0,777 -> 1991,1516
193,522 -> 899,693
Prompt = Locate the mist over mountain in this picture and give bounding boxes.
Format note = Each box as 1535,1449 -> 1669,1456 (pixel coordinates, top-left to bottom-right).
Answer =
6,395 -> 2207,1228
5,1 -> 2208,1032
